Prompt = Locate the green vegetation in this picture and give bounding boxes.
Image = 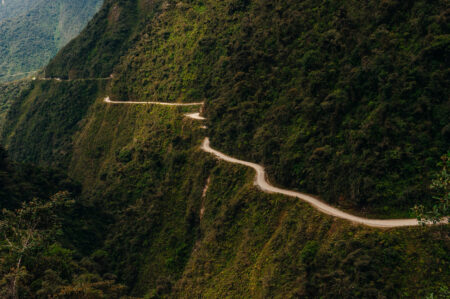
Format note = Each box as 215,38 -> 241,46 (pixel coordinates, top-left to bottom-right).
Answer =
44,0 -> 144,79
171,163 -> 449,298
43,99 -> 450,297
108,0 -> 449,216
0,191 -> 126,298
0,0 -> 448,297
0,0 -> 102,82
4,86 -> 448,296
0,146 -> 125,298
45,0 -> 449,215
414,153 -> 450,225
0,144 -> 79,210
2,80 -> 107,168
0,80 -> 31,131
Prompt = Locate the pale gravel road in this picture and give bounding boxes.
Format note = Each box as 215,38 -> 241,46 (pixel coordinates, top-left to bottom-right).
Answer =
39,77 -> 112,82
103,95 -> 447,228
185,112 -> 206,120
104,96 -> 204,106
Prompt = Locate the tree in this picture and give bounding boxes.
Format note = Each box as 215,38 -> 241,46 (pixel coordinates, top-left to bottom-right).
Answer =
413,154 -> 450,225
0,191 -> 74,298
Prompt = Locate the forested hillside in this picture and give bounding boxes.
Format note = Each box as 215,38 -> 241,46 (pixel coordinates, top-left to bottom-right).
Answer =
0,80 -> 31,131
0,144 -> 78,210
0,146 -> 127,297
34,0 -> 450,215
108,0 -> 449,216
0,0 -> 448,297
0,0 -> 102,82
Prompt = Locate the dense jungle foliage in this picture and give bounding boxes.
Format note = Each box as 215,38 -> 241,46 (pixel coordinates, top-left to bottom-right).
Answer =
0,147 -> 126,297
0,0 -> 102,82
0,144 -> 77,210
0,0 -> 449,297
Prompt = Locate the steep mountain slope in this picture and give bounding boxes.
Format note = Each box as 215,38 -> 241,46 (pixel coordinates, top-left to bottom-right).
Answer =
12,0 -> 450,214
3,93 -> 448,297
0,0 -> 102,82
0,0 -> 449,297
0,80 -> 31,131
44,0 -> 151,79
1,79 -> 107,168
0,144 -> 78,210
108,0 -> 449,216
0,145 -> 128,298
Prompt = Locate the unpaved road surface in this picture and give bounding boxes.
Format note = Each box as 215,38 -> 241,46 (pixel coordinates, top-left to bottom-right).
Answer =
185,112 -> 206,120
104,96 -> 203,106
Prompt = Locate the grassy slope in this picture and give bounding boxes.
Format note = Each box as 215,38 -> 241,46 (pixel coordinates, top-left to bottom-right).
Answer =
0,0 -> 449,297
174,165 -> 449,298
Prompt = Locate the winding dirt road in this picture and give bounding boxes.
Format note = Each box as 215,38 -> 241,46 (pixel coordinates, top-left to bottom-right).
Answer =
39,77 -> 112,82
102,95 -> 448,228
200,138 -> 424,228
104,96 -> 204,106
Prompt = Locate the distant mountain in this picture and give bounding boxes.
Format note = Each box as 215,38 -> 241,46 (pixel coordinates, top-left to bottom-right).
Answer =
0,0 -> 102,82
0,0 -> 36,21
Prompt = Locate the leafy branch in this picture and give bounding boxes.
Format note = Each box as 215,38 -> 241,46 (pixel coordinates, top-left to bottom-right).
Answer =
413,153 -> 449,225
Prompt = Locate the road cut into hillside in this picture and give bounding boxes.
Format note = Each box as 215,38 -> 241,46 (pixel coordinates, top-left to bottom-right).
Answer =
104,96 -> 204,106
200,138 -> 427,228
104,95 -> 449,228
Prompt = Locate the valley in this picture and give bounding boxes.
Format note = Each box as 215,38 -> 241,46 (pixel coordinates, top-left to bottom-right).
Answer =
0,0 -> 448,298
